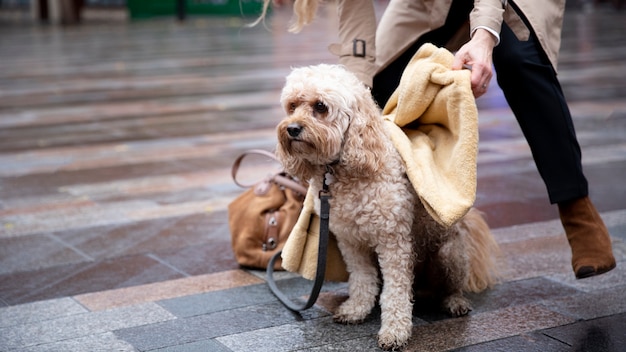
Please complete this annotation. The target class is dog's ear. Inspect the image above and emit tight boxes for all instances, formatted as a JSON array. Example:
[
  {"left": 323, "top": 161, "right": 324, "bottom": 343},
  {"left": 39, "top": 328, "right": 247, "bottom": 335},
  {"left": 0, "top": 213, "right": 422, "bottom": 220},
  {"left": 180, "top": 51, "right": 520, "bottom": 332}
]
[{"left": 341, "top": 93, "right": 387, "bottom": 175}]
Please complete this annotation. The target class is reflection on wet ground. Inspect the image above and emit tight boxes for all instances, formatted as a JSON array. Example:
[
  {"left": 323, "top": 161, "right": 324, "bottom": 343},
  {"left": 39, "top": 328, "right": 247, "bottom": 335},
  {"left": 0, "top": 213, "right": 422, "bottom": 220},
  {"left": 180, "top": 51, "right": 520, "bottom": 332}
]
[{"left": 0, "top": 2, "right": 625, "bottom": 351}]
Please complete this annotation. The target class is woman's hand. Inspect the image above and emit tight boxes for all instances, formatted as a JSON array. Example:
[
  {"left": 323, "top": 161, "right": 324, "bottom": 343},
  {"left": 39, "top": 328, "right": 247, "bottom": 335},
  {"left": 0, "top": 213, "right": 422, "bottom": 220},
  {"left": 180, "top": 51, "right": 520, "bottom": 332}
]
[{"left": 451, "top": 28, "right": 497, "bottom": 98}]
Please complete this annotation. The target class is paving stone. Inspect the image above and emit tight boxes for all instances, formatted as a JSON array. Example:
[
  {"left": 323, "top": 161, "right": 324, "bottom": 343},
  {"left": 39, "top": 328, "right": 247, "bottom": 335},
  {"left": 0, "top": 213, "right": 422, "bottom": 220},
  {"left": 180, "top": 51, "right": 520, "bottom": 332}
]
[
  {"left": 0, "top": 254, "right": 185, "bottom": 305},
  {"left": 450, "top": 331, "right": 570, "bottom": 352},
  {"left": 0, "top": 261, "right": 92, "bottom": 306},
  {"left": 403, "top": 304, "right": 576, "bottom": 352},
  {"left": 152, "top": 339, "right": 232, "bottom": 352},
  {"left": 541, "top": 313, "right": 626, "bottom": 352},
  {"left": 53, "top": 213, "right": 219, "bottom": 261},
  {"left": 158, "top": 278, "right": 344, "bottom": 318},
  {"left": 0, "top": 302, "right": 175, "bottom": 350},
  {"left": 609, "top": 223, "right": 626, "bottom": 242},
  {"left": 540, "top": 286, "right": 626, "bottom": 320},
  {"left": 435, "top": 277, "right": 580, "bottom": 318},
  {"left": 114, "top": 302, "right": 327, "bottom": 351},
  {"left": 216, "top": 315, "right": 382, "bottom": 352},
  {"left": 75, "top": 270, "right": 262, "bottom": 311},
  {"left": 312, "top": 288, "right": 350, "bottom": 314},
  {"left": 490, "top": 218, "right": 565, "bottom": 244},
  {"left": 546, "top": 262, "right": 626, "bottom": 293},
  {"left": 150, "top": 239, "right": 239, "bottom": 277},
  {"left": 298, "top": 336, "right": 382, "bottom": 352},
  {"left": 0, "top": 234, "right": 91, "bottom": 275},
  {"left": 0, "top": 297, "right": 87, "bottom": 328},
  {"left": 496, "top": 234, "right": 573, "bottom": 281},
  {"left": 11, "top": 332, "right": 137, "bottom": 352},
  {"left": 0, "top": 3, "right": 626, "bottom": 352}
]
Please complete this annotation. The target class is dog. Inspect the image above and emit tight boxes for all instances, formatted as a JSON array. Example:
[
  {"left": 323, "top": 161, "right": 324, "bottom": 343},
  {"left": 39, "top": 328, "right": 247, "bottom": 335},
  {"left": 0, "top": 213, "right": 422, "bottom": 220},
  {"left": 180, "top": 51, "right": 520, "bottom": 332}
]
[{"left": 275, "top": 64, "right": 500, "bottom": 351}]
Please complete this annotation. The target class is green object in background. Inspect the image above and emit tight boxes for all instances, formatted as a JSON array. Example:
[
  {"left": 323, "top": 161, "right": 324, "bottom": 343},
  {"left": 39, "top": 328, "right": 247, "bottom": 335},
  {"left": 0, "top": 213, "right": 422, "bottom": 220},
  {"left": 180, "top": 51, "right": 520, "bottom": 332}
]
[{"left": 127, "top": 0, "right": 267, "bottom": 19}]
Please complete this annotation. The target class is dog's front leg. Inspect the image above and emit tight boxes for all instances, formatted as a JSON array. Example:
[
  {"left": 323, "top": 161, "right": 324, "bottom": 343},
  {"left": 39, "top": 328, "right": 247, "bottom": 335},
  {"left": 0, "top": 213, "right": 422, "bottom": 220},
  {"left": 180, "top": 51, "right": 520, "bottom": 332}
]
[
  {"left": 333, "top": 241, "right": 379, "bottom": 324},
  {"left": 376, "top": 241, "right": 415, "bottom": 351}
]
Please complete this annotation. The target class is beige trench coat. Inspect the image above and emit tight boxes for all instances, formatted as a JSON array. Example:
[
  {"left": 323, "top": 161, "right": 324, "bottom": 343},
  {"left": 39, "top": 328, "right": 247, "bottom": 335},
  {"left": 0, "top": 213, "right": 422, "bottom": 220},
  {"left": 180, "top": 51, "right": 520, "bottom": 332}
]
[{"left": 331, "top": 0, "right": 566, "bottom": 87}]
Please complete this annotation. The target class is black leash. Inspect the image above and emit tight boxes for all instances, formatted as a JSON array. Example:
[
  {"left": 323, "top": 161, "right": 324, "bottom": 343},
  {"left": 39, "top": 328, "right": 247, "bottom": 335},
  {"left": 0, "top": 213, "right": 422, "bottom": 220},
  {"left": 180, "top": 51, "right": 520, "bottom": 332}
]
[{"left": 266, "top": 170, "right": 333, "bottom": 312}]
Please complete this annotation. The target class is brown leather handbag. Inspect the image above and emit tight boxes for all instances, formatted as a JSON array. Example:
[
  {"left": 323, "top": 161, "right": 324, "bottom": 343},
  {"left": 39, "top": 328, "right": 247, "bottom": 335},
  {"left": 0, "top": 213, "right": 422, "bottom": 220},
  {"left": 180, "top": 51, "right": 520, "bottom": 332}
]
[{"left": 228, "top": 149, "right": 307, "bottom": 270}]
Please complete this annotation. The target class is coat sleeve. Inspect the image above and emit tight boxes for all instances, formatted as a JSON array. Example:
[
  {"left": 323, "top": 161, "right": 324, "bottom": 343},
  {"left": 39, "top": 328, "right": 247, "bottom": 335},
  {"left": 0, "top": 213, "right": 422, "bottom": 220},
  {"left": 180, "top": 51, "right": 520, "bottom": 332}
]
[
  {"left": 470, "top": 0, "right": 506, "bottom": 35},
  {"left": 328, "top": 0, "right": 377, "bottom": 87}
]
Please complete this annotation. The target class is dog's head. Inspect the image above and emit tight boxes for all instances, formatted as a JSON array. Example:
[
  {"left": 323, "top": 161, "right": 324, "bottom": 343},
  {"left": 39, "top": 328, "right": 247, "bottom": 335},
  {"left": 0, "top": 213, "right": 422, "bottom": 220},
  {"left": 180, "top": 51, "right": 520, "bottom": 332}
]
[{"left": 276, "top": 64, "right": 384, "bottom": 181}]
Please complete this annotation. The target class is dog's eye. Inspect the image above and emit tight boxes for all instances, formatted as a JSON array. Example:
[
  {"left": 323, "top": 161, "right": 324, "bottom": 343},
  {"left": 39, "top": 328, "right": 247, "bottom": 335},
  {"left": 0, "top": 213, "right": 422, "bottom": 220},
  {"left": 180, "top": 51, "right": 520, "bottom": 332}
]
[
  {"left": 288, "top": 102, "right": 296, "bottom": 112},
  {"left": 313, "top": 101, "right": 328, "bottom": 114}
]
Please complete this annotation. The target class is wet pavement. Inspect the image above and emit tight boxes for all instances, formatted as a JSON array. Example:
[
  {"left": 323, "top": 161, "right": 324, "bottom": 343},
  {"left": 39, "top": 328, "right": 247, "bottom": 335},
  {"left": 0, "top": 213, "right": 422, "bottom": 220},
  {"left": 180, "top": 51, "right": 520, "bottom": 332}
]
[{"left": 1, "top": 1, "right": 626, "bottom": 351}]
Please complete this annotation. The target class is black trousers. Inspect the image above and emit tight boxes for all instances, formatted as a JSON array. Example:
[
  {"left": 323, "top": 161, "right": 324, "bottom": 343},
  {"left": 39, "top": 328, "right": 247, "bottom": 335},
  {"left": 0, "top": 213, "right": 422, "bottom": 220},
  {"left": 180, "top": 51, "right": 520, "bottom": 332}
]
[{"left": 372, "top": 2, "right": 588, "bottom": 204}]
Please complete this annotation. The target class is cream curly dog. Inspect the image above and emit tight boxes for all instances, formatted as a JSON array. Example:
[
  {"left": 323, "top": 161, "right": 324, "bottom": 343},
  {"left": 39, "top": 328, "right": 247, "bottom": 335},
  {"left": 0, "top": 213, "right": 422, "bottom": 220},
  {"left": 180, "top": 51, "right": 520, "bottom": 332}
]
[{"left": 276, "top": 64, "right": 499, "bottom": 351}]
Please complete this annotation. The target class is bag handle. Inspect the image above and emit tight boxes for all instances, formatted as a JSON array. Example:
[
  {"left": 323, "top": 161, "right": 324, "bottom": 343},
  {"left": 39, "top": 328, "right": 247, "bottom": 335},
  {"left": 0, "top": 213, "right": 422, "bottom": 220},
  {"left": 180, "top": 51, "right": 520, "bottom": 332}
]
[
  {"left": 266, "top": 186, "right": 331, "bottom": 312},
  {"left": 231, "top": 149, "right": 307, "bottom": 195}
]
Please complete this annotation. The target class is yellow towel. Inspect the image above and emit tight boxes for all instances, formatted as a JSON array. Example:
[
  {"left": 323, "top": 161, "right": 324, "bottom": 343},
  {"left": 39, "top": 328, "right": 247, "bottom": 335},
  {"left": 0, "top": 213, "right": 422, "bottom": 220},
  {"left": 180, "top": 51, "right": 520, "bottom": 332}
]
[
  {"left": 383, "top": 43, "right": 478, "bottom": 227},
  {"left": 281, "top": 186, "right": 349, "bottom": 281},
  {"left": 281, "top": 43, "right": 478, "bottom": 280}
]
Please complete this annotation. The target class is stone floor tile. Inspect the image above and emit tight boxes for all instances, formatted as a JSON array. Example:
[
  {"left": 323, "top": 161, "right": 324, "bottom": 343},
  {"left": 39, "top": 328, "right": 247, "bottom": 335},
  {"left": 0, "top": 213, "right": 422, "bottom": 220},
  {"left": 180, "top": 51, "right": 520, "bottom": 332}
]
[
  {"left": 114, "top": 302, "right": 327, "bottom": 351},
  {"left": 546, "top": 262, "right": 626, "bottom": 293},
  {"left": 245, "top": 268, "right": 301, "bottom": 281},
  {"left": 216, "top": 316, "right": 381, "bottom": 352},
  {"left": 158, "top": 279, "right": 292, "bottom": 318},
  {"left": 12, "top": 332, "right": 137, "bottom": 352},
  {"left": 0, "top": 297, "right": 87, "bottom": 329},
  {"left": 0, "top": 254, "right": 185, "bottom": 305},
  {"left": 312, "top": 288, "right": 350, "bottom": 314},
  {"left": 496, "top": 234, "right": 573, "bottom": 281},
  {"left": 0, "top": 261, "right": 90, "bottom": 306},
  {"left": 298, "top": 336, "right": 382, "bottom": 352},
  {"left": 541, "top": 313, "right": 626, "bottom": 352},
  {"left": 490, "top": 218, "right": 565, "bottom": 244},
  {"left": 0, "top": 234, "right": 91, "bottom": 275},
  {"left": 0, "top": 3, "right": 625, "bottom": 352},
  {"left": 476, "top": 198, "right": 556, "bottom": 229},
  {"left": 541, "top": 286, "right": 626, "bottom": 321},
  {"left": 159, "top": 278, "right": 346, "bottom": 318},
  {"left": 152, "top": 339, "right": 232, "bottom": 352},
  {"left": 610, "top": 223, "right": 626, "bottom": 242},
  {"left": 151, "top": 239, "right": 239, "bottom": 277},
  {"left": 456, "top": 277, "right": 581, "bottom": 316},
  {"left": 450, "top": 331, "right": 570, "bottom": 352},
  {"left": 53, "top": 213, "right": 218, "bottom": 261},
  {"left": 2, "top": 196, "right": 232, "bottom": 238},
  {"left": 0, "top": 302, "right": 175, "bottom": 350},
  {"left": 75, "top": 269, "right": 263, "bottom": 311},
  {"left": 475, "top": 171, "right": 554, "bottom": 229},
  {"left": 403, "top": 304, "right": 576, "bottom": 352}
]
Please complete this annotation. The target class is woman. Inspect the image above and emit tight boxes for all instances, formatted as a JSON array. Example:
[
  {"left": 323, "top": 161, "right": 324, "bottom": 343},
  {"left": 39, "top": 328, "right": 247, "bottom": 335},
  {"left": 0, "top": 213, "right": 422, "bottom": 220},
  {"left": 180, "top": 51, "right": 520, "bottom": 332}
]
[{"left": 259, "top": 0, "right": 616, "bottom": 279}]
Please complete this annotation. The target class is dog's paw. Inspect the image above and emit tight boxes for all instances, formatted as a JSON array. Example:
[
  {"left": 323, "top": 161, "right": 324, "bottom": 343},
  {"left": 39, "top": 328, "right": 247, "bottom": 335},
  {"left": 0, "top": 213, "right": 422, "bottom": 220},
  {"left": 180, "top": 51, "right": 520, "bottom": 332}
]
[
  {"left": 442, "top": 294, "right": 472, "bottom": 317},
  {"left": 377, "top": 324, "right": 411, "bottom": 351},
  {"left": 333, "top": 312, "right": 365, "bottom": 325},
  {"left": 332, "top": 299, "right": 371, "bottom": 324}
]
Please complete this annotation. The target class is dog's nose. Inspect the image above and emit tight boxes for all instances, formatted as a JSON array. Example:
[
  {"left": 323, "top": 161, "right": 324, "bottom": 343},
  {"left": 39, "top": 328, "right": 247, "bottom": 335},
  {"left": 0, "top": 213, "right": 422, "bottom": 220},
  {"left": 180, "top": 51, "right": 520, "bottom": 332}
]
[{"left": 286, "top": 123, "right": 302, "bottom": 138}]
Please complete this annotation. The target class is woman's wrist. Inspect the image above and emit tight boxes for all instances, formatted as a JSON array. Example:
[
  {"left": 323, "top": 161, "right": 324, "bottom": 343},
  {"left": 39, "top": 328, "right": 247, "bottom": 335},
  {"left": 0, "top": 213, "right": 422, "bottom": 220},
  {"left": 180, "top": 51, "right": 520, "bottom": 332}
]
[{"left": 471, "top": 27, "right": 499, "bottom": 47}]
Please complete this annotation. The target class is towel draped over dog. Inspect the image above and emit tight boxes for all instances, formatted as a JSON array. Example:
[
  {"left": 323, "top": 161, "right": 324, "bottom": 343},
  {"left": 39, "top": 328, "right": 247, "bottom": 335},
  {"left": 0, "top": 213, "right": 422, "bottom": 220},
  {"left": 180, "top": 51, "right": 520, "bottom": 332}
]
[
  {"left": 281, "top": 43, "right": 479, "bottom": 281},
  {"left": 383, "top": 43, "right": 478, "bottom": 227}
]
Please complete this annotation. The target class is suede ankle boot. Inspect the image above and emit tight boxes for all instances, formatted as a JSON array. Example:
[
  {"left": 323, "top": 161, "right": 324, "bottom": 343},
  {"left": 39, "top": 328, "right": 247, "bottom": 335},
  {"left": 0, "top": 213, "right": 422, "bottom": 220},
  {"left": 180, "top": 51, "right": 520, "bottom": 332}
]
[{"left": 558, "top": 196, "right": 616, "bottom": 279}]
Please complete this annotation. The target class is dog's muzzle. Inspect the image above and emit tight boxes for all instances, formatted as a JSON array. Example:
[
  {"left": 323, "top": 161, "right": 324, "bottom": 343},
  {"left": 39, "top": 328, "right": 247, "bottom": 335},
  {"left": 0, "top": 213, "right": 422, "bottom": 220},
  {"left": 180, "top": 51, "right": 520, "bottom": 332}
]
[{"left": 286, "top": 123, "right": 303, "bottom": 138}]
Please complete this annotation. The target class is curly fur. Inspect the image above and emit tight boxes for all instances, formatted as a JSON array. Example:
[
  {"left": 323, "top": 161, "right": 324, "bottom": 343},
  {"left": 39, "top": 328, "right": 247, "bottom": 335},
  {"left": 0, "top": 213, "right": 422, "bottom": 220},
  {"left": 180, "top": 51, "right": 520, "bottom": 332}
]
[{"left": 276, "top": 64, "right": 500, "bottom": 351}]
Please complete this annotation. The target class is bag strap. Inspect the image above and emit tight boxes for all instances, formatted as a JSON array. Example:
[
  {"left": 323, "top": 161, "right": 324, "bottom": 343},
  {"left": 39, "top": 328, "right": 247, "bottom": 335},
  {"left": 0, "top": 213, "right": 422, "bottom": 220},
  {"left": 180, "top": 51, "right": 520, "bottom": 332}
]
[
  {"left": 266, "top": 175, "right": 332, "bottom": 312},
  {"left": 231, "top": 149, "right": 307, "bottom": 195}
]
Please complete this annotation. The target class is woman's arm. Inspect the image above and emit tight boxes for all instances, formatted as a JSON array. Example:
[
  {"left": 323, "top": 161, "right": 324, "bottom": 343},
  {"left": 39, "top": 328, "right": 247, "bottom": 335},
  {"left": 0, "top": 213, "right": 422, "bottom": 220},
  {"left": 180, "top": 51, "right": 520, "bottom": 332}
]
[
  {"left": 329, "top": 0, "right": 377, "bottom": 87},
  {"left": 452, "top": 0, "right": 506, "bottom": 97}
]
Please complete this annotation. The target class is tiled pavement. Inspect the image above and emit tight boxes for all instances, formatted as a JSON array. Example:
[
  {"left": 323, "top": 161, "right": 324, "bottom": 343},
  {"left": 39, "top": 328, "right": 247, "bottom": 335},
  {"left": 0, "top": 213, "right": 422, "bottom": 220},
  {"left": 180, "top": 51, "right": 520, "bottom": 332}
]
[{"left": 1, "top": 2, "right": 626, "bottom": 351}]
